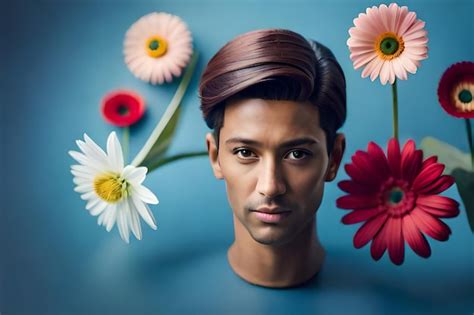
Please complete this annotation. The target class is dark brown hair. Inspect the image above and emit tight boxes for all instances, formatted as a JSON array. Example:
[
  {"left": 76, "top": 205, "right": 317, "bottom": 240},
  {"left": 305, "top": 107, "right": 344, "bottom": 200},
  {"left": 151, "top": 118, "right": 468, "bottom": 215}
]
[{"left": 198, "top": 29, "right": 346, "bottom": 155}]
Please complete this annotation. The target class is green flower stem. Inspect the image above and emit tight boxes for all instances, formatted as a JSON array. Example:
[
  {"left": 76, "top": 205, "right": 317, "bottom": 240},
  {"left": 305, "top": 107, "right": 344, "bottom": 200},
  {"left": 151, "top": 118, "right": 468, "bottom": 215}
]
[
  {"left": 131, "top": 51, "right": 199, "bottom": 167},
  {"left": 392, "top": 79, "right": 399, "bottom": 141},
  {"left": 466, "top": 118, "right": 474, "bottom": 169},
  {"left": 147, "top": 151, "right": 208, "bottom": 172},
  {"left": 123, "top": 126, "right": 130, "bottom": 164}
]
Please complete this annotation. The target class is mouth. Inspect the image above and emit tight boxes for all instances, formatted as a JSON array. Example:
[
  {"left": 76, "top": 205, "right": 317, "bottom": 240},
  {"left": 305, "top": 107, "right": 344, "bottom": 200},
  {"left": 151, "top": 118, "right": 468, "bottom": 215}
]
[
  {"left": 253, "top": 207, "right": 289, "bottom": 214},
  {"left": 250, "top": 208, "right": 292, "bottom": 223}
]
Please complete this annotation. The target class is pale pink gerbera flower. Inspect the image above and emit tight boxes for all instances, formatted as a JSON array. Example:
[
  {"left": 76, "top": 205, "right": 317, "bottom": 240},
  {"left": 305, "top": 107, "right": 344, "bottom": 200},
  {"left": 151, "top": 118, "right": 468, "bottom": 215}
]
[
  {"left": 347, "top": 3, "right": 428, "bottom": 85},
  {"left": 123, "top": 12, "right": 193, "bottom": 85}
]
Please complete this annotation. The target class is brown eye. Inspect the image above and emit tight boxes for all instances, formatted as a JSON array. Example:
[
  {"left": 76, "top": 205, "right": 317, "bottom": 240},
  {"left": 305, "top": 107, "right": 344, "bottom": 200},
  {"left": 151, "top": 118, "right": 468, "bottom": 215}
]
[
  {"left": 235, "top": 149, "right": 256, "bottom": 159},
  {"left": 286, "top": 150, "right": 309, "bottom": 160}
]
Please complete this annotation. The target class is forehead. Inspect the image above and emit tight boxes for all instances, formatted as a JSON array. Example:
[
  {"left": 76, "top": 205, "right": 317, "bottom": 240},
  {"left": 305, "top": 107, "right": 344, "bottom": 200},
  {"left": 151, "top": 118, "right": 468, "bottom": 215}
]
[{"left": 221, "top": 98, "right": 324, "bottom": 142}]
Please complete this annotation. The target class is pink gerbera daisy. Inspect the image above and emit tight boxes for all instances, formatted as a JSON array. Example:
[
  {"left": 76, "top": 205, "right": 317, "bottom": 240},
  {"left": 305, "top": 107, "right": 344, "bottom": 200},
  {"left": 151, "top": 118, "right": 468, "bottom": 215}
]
[
  {"left": 123, "top": 12, "right": 193, "bottom": 85},
  {"left": 347, "top": 3, "right": 428, "bottom": 85},
  {"left": 336, "top": 138, "right": 460, "bottom": 265}
]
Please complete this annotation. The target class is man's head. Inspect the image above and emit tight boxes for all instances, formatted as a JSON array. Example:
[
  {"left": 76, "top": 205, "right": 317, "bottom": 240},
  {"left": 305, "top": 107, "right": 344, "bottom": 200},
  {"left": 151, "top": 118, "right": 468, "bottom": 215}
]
[{"left": 198, "top": 29, "right": 346, "bottom": 246}]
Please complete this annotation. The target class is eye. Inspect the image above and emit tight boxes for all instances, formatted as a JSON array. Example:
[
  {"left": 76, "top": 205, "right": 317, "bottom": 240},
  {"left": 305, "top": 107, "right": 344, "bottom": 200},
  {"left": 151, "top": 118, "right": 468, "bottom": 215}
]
[
  {"left": 234, "top": 148, "right": 257, "bottom": 159},
  {"left": 286, "top": 150, "right": 310, "bottom": 160}
]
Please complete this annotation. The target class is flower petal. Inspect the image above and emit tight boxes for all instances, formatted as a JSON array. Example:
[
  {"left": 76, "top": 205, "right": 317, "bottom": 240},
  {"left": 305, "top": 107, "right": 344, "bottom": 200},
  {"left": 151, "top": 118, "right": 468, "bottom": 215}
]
[
  {"left": 336, "top": 194, "right": 379, "bottom": 210},
  {"left": 380, "top": 61, "right": 391, "bottom": 85},
  {"left": 370, "top": 222, "right": 388, "bottom": 260},
  {"left": 117, "top": 202, "right": 130, "bottom": 243},
  {"left": 71, "top": 164, "right": 95, "bottom": 176},
  {"left": 403, "top": 20, "right": 426, "bottom": 38},
  {"left": 421, "top": 156, "right": 438, "bottom": 170},
  {"left": 124, "top": 166, "right": 148, "bottom": 185},
  {"left": 392, "top": 57, "right": 408, "bottom": 81},
  {"left": 399, "top": 55, "right": 418, "bottom": 74},
  {"left": 416, "top": 195, "right": 460, "bottom": 211},
  {"left": 370, "top": 58, "right": 384, "bottom": 81},
  {"left": 367, "top": 141, "right": 391, "bottom": 179},
  {"left": 86, "top": 197, "right": 101, "bottom": 210},
  {"left": 76, "top": 139, "right": 110, "bottom": 170},
  {"left": 74, "top": 183, "right": 94, "bottom": 194},
  {"left": 361, "top": 56, "right": 381, "bottom": 80},
  {"left": 90, "top": 201, "right": 108, "bottom": 216},
  {"left": 98, "top": 211, "right": 107, "bottom": 226},
  {"left": 344, "top": 163, "right": 380, "bottom": 187},
  {"left": 351, "top": 150, "right": 386, "bottom": 185},
  {"left": 387, "top": 138, "right": 401, "bottom": 178},
  {"left": 133, "top": 185, "right": 159, "bottom": 205},
  {"left": 337, "top": 180, "right": 378, "bottom": 195},
  {"left": 353, "top": 213, "right": 388, "bottom": 248},
  {"left": 386, "top": 217, "right": 405, "bottom": 265},
  {"left": 416, "top": 174, "right": 454, "bottom": 195},
  {"left": 106, "top": 204, "right": 118, "bottom": 232},
  {"left": 379, "top": 4, "right": 392, "bottom": 32},
  {"left": 131, "top": 195, "right": 158, "bottom": 230},
  {"left": 341, "top": 207, "right": 386, "bottom": 224},
  {"left": 398, "top": 11, "right": 417, "bottom": 36},
  {"left": 73, "top": 176, "right": 90, "bottom": 186},
  {"left": 400, "top": 140, "right": 423, "bottom": 183},
  {"left": 353, "top": 51, "right": 378, "bottom": 69},
  {"left": 107, "top": 132, "right": 124, "bottom": 172},
  {"left": 410, "top": 207, "right": 451, "bottom": 241},
  {"left": 417, "top": 203, "right": 460, "bottom": 218},
  {"left": 80, "top": 191, "right": 96, "bottom": 201},
  {"left": 402, "top": 213, "right": 431, "bottom": 258},
  {"left": 69, "top": 151, "right": 104, "bottom": 173},
  {"left": 128, "top": 198, "right": 143, "bottom": 240},
  {"left": 412, "top": 162, "right": 445, "bottom": 192},
  {"left": 84, "top": 133, "right": 108, "bottom": 158}
]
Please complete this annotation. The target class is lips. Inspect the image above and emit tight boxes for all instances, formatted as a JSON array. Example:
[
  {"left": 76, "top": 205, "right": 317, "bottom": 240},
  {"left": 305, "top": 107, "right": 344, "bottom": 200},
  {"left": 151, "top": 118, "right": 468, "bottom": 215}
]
[
  {"left": 250, "top": 207, "right": 292, "bottom": 224},
  {"left": 253, "top": 207, "right": 290, "bottom": 214},
  {"left": 252, "top": 209, "right": 291, "bottom": 223}
]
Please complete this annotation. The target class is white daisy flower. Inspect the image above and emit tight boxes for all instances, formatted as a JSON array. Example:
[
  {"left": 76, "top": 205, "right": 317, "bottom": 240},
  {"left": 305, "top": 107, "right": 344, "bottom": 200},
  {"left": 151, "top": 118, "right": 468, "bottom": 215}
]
[
  {"left": 123, "top": 12, "right": 193, "bottom": 85},
  {"left": 69, "top": 131, "right": 159, "bottom": 243}
]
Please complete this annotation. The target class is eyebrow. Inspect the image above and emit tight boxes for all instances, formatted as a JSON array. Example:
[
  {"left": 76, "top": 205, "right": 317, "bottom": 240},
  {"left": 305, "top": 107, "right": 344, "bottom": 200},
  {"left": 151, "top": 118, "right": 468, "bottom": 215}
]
[{"left": 225, "top": 137, "right": 319, "bottom": 148}]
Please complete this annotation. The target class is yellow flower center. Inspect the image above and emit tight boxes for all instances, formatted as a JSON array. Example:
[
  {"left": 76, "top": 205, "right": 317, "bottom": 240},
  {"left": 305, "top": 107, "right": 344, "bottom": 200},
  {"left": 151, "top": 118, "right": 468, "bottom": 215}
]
[
  {"left": 146, "top": 36, "right": 168, "bottom": 58},
  {"left": 374, "top": 32, "right": 405, "bottom": 60},
  {"left": 93, "top": 173, "right": 128, "bottom": 203},
  {"left": 452, "top": 82, "right": 473, "bottom": 113}
]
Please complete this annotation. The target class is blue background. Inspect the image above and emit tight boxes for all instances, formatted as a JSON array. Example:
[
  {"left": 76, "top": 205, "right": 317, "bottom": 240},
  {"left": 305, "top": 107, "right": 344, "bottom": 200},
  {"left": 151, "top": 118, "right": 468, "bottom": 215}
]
[{"left": 1, "top": 0, "right": 473, "bottom": 314}]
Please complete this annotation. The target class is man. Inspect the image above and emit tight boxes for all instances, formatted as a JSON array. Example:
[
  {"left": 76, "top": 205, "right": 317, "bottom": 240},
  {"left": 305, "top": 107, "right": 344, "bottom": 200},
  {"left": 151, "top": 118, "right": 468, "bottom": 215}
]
[{"left": 198, "top": 29, "right": 346, "bottom": 288}]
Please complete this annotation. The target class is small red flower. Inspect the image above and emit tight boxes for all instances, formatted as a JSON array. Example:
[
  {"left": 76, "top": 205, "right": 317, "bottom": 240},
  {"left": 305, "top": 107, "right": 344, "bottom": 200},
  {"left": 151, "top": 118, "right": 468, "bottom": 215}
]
[
  {"left": 336, "top": 138, "right": 460, "bottom": 265},
  {"left": 438, "top": 61, "right": 474, "bottom": 118},
  {"left": 101, "top": 90, "right": 145, "bottom": 127}
]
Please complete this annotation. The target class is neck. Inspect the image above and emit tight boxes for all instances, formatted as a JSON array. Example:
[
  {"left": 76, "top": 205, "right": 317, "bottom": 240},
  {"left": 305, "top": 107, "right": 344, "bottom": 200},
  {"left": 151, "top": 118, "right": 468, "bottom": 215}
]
[{"left": 227, "top": 214, "right": 325, "bottom": 288}]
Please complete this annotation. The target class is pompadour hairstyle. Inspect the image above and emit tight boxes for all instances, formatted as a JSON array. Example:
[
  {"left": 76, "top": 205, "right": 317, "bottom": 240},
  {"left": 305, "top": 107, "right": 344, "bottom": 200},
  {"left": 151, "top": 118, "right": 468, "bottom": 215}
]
[{"left": 198, "top": 29, "right": 346, "bottom": 155}]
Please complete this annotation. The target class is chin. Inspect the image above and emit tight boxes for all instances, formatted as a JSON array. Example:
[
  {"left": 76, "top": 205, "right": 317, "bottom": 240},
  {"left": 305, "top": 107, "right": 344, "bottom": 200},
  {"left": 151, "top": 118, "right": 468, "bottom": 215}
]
[{"left": 248, "top": 225, "right": 296, "bottom": 246}]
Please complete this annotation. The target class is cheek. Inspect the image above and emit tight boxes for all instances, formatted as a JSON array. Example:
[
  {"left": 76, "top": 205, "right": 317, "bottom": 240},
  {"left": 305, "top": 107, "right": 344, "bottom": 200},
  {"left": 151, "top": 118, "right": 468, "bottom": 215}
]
[
  {"left": 220, "top": 157, "right": 254, "bottom": 211},
  {"left": 288, "top": 160, "right": 328, "bottom": 210}
]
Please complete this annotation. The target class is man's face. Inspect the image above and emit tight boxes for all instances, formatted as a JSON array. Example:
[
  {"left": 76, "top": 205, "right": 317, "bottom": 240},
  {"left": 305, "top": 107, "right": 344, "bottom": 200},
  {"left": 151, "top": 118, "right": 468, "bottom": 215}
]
[{"left": 207, "top": 98, "right": 343, "bottom": 246}]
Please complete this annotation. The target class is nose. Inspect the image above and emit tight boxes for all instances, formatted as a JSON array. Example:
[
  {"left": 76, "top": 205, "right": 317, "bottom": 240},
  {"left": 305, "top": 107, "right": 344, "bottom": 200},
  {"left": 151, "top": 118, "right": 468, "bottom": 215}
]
[{"left": 256, "top": 158, "right": 287, "bottom": 198}]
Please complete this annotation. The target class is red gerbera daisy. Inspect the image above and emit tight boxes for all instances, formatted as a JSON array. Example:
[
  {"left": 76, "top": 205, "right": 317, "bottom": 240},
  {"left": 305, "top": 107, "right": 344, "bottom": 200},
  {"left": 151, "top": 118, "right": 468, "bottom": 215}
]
[
  {"left": 438, "top": 61, "right": 474, "bottom": 118},
  {"left": 336, "top": 138, "right": 460, "bottom": 265},
  {"left": 101, "top": 90, "right": 145, "bottom": 127}
]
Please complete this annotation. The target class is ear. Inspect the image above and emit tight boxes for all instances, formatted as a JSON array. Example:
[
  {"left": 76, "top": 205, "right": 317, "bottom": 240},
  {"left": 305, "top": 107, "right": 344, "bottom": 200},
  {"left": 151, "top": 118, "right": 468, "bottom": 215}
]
[
  {"left": 206, "top": 132, "right": 224, "bottom": 180},
  {"left": 324, "top": 133, "right": 346, "bottom": 182}
]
